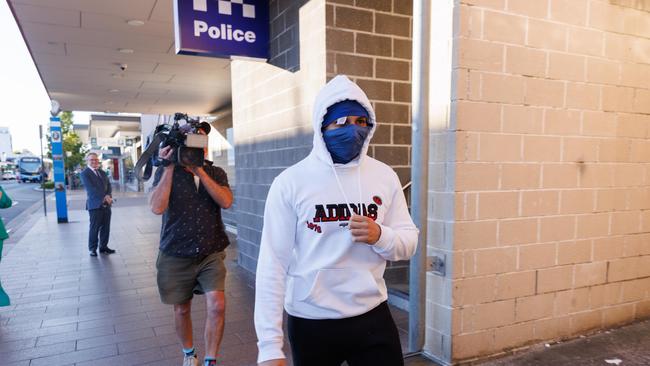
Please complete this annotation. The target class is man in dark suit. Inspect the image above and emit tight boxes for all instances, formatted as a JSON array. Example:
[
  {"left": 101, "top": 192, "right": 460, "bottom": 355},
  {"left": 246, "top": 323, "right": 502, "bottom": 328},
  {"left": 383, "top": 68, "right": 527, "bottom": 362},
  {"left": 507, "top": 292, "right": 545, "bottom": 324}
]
[{"left": 80, "top": 152, "right": 116, "bottom": 257}]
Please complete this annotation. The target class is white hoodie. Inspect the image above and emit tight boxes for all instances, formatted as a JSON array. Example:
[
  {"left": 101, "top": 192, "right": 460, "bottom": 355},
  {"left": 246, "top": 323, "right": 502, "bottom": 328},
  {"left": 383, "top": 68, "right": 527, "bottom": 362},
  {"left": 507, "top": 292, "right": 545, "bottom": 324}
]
[{"left": 254, "top": 75, "right": 419, "bottom": 363}]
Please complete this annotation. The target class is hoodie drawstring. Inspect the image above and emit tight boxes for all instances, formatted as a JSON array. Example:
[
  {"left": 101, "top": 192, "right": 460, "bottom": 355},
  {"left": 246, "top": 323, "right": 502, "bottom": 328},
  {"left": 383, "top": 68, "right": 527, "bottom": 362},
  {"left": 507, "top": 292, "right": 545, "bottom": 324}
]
[
  {"left": 357, "top": 167, "right": 363, "bottom": 212},
  {"left": 330, "top": 164, "right": 363, "bottom": 221}
]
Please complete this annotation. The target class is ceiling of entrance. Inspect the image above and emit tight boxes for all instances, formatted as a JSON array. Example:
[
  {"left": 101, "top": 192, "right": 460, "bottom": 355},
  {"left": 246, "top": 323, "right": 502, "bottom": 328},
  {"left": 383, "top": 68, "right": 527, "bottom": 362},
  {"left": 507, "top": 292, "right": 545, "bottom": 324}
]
[{"left": 8, "top": 0, "right": 232, "bottom": 115}]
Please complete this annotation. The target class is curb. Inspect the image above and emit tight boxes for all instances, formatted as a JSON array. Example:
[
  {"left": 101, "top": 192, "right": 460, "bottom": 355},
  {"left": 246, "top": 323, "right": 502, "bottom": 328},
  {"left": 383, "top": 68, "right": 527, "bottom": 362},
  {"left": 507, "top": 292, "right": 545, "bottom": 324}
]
[
  {"left": 32, "top": 187, "right": 55, "bottom": 192},
  {"left": 2, "top": 192, "right": 54, "bottom": 254}
]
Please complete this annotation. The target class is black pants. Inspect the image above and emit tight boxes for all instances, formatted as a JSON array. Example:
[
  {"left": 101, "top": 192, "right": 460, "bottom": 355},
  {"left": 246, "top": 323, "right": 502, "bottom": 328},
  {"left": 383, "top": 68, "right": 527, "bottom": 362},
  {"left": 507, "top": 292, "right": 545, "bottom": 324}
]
[
  {"left": 287, "top": 301, "right": 404, "bottom": 366},
  {"left": 88, "top": 207, "right": 111, "bottom": 251}
]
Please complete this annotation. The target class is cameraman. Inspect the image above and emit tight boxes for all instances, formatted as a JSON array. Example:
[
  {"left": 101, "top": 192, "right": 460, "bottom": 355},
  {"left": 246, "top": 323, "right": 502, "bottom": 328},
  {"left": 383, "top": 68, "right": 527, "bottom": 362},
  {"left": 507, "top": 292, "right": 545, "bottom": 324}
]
[{"left": 149, "top": 127, "right": 233, "bottom": 366}]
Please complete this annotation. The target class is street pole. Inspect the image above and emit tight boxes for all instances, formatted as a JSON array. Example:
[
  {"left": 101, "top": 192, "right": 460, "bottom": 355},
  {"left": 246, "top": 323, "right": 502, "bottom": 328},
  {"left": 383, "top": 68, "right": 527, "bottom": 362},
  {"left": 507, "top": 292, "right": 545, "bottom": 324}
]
[
  {"left": 39, "top": 125, "right": 46, "bottom": 216},
  {"left": 409, "top": 0, "right": 430, "bottom": 354}
]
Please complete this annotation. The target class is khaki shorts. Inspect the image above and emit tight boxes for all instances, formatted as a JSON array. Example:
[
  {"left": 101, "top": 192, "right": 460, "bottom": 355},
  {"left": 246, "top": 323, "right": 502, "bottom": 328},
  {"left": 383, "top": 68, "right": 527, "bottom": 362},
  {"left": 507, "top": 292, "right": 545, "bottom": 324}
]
[{"left": 156, "top": 250, "right": 227, "bottom": 305}]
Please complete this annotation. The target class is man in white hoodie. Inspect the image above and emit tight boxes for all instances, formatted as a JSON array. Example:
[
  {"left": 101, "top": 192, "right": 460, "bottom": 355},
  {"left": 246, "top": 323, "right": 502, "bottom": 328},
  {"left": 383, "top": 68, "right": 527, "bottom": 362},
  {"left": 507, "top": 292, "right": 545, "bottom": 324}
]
[{"left": 254, "top": 75, "right": 419, "bottom": 366}]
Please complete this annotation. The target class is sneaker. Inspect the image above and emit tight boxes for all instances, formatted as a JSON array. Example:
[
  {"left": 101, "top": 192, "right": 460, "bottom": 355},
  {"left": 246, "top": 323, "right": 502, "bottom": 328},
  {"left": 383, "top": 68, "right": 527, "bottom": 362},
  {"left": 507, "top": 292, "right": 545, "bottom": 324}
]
[
  {"left": 183, "top": 354, "right": 199, "bottom": 366},
  {"left": 99, "top": 247, "right": 116, "bottom": 254},
  {"left": 89, "top": 250, "right": 97, "bottom": 257}
]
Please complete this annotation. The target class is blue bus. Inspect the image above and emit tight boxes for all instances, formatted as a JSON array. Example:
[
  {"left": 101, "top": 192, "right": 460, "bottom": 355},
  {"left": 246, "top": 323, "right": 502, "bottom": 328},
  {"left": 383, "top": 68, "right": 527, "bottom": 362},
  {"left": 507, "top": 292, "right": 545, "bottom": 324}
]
[{"left": 17, "top": 156, "right": 43, "bottom": 183}]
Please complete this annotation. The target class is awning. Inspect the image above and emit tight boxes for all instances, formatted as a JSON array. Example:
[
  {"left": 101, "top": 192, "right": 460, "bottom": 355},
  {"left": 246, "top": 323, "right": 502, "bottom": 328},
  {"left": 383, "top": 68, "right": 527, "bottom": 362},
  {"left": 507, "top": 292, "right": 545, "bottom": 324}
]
[{"left": 8, "top": 0, "right": 232, "bottom": 115}]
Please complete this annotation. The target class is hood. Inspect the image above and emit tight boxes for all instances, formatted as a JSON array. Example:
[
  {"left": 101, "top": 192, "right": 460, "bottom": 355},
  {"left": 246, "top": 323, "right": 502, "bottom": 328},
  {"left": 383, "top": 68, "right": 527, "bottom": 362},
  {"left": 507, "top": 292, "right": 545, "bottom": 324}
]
[{"left": 311, "top": 75, "right": 377, "bottom": 167}]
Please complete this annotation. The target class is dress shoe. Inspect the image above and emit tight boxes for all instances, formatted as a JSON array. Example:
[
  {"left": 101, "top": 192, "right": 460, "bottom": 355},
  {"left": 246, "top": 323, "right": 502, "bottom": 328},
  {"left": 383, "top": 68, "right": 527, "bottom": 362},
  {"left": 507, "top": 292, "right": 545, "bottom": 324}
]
[
  {"left": 89, "top": 250, "right": 98, "bottom": 257},
  {"left": 99, "top": 247, "right": 116, "bottom": 254}
]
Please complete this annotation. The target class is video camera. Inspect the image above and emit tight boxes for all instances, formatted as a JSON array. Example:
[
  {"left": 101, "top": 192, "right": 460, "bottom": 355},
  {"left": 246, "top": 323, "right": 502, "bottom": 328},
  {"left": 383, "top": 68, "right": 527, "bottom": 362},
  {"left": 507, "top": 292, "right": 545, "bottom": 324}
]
[
  {"left": 134, "top": 113, "right": 211, "bottom": 182},
  {"left": 155, "top": 113, "right": 211, "bottom": 167}
]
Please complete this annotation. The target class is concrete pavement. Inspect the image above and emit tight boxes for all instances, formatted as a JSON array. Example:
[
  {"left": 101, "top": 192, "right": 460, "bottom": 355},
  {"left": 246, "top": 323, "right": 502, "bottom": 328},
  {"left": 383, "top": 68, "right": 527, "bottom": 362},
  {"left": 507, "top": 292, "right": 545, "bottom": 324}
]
[{"left": 0, "top": 193, "right": 265, "bottom": 365}]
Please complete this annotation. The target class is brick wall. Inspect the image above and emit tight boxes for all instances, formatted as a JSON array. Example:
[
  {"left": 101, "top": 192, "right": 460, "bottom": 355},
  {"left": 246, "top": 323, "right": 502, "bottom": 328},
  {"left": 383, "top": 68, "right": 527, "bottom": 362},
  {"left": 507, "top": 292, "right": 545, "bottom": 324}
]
[
  {"left": 325, "top": 0, "right": 413, "bottom": 184},
  {"left": 450, "top": 0, "right": 650, "bottom": 362},
  {"left": 233, "top": 0, "right": 416, "bottom": 276},
  {"left": 269, "top": 0, "right": 311, "bottom": 71},
  {"left": 231, "top": 0, "right": 326, "bottom": 273},
  {"left": 325, "top": 0, "right": 414, "bottom": 296}
]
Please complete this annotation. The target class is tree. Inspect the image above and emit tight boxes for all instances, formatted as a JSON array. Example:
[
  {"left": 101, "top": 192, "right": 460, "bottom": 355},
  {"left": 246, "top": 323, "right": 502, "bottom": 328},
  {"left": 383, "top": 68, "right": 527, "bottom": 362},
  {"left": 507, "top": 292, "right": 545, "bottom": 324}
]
[
  {"left": 63, "top": 132, "right": 85, "bottom": 172},
  {"left": 60, "top": 111, "right": 74, "bottom": 134},
  {"left": 47, "top": 111, "right": 87, "bottom": 173}
]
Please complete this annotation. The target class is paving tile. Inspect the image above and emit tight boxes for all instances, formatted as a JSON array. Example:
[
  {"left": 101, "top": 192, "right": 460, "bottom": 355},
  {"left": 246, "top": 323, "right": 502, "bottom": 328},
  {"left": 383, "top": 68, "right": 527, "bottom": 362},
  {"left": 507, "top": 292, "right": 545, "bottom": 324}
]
[
  {"left": 40, "top": 309, "right": 112, "bottom": 328},
  {"left": 76, "top": 347, "right": 165, "bottom": 366},
  {"left": 4, "top": 361, "right": 30, "bottom": 366},
  {"left": 0, "top": 341, "right": 76, "bottom": 364},
  {"left": 0, "top": 338, "right": 37, "bottom": 353},
  {"left": 36, "top": 325, "right": 116, "bottom": 346},
  {"left": 116, "top": 333, "right": 178, "bottom": 354},
  {"left": 76, "top": 328, "right": 155, "bottom": 350},
  {"left": 1, "top": 324, "right": 77, "bottom": 343},
  {"left": 29, "top": 344, "right": 118, "bottom": 366}
]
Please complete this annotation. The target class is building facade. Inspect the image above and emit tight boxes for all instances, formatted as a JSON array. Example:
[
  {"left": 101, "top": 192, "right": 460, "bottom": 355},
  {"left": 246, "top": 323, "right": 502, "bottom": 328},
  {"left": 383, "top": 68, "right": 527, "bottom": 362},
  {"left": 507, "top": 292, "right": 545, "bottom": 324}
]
[
  {"left": 0, "top": 127, "right": 13, "bottom": 160},
  {"left": 10, "top": 0, "right": 650, "bottom": 364},
  {"left": 230, "top": 0, "right": 650, "bottom": 364}
]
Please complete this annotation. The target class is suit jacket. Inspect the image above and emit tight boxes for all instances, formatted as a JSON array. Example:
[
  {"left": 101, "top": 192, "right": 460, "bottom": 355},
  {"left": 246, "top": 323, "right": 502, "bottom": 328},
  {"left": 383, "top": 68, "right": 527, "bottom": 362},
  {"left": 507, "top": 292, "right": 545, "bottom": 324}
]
[{"left": 80, "top": 167, "right": 112, "bottom": 210}]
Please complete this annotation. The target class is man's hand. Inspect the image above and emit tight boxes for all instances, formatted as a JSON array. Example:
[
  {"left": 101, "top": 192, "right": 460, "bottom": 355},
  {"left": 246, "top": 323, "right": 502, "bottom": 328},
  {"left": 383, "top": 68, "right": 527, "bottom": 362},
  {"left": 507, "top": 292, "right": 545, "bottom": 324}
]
[
  {"left": 259, "top": 359, "right": 286, "bottom": 366},
  {"left": 349, "top": 214, "right": 381, "bottom": 244},
  {"left": 103, "top": 195, "right": 113, "bottom": 206},
  {"left": 191, "top": 165, "right": 233, "bottom": 208},
  {"left": 189, "top": 165, "right": 204, "bottom": 176},
  {"left": 159, "top": 146, "right": 174, "bottom": 167}
]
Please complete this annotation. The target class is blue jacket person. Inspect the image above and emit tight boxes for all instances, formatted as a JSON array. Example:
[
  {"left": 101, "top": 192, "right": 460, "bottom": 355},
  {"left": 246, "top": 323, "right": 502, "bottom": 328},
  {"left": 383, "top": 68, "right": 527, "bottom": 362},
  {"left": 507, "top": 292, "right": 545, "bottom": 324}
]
[{"left": 80, "top": 152, "right": 116, "bottom": 256}]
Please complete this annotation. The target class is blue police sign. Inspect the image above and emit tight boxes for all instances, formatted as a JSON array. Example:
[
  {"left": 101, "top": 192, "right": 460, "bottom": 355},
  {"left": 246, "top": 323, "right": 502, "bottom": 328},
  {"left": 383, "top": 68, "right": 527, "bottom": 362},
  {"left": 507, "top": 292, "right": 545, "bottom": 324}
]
[{"left": 174, "top": 0, "right": 269, "bottom": 59}]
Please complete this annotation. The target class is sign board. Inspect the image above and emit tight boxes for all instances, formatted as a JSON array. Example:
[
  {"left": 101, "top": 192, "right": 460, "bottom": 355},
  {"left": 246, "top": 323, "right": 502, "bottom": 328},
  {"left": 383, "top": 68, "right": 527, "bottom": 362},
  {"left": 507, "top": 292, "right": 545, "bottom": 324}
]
[
  {"left": 51, "top": 130, "right": 62, "bottom": 143},
  {"left": 92, "top": 137, "right": 119, "bottom": 146},
  {"left": 103, "top": 146, "right": 122, "bottom": 159},
  {"left": 126, "top": 139, "right": 134, "bottom": 147},
  {"left": 173, "top": 0, "right": 269, "bottom": 59},
  {"left": 50, "top": 116, "right": 68, "bottom": 223}
]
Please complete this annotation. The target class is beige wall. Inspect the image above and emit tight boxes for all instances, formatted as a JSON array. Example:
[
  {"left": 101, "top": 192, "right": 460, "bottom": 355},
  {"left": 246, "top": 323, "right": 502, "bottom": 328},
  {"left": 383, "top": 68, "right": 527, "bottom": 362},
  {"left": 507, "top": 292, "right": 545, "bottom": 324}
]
[
  {"left": 232, "top": 0, "right": 650, "bottom": 362},
  {"left": 208, "top": 114, "right": 235, "bottom": 186},
  {"left": 449, "top": 0, "right": 650, "bottom": 362},
  {"left": 424, "top": 0, "right": 456, "bottom": 362}
]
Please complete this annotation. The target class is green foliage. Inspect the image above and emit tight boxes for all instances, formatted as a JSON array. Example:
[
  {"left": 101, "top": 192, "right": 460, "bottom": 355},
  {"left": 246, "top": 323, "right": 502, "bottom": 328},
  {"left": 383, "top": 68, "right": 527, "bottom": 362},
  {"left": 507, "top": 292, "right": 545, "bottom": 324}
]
[
  {"left": 41, "top": 181, "right": 54, "bottom": 189},
  {"left": 63, "top": 132, "right": 85, "bottom": 172},
  {"left": 46, "top": 111, "right": 87, "bottom": 173},
  {"left": 60, "top": 111, "right": 74, "bottom": 134}
]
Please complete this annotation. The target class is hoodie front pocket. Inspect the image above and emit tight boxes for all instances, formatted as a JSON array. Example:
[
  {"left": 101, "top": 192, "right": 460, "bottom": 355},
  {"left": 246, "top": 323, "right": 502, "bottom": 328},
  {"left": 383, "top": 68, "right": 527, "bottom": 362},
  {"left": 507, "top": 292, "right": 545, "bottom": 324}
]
[{"left": 300, "top": 268, "right": 381, "bottom": 307}]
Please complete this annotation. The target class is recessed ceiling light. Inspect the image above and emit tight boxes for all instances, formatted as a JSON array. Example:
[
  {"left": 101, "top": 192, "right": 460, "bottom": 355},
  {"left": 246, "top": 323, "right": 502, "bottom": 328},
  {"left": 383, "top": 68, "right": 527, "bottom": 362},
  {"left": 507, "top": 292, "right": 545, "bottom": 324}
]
[
  {"left": 118, "top": 48, "right": 134, "bottom": 54},
  {"left": 127, "top": 19, "right": 145, "bottom": 26},
  {"left": 109, "top": 89, "right": 120, "bottom": 93}
]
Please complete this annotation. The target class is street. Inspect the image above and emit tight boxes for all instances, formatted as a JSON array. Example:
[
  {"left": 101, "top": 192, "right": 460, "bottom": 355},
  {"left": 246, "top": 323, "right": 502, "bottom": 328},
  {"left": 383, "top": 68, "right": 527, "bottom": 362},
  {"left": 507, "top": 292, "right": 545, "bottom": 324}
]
[{"left": 0, "top": 179, "right": 47, "bottom": 232}]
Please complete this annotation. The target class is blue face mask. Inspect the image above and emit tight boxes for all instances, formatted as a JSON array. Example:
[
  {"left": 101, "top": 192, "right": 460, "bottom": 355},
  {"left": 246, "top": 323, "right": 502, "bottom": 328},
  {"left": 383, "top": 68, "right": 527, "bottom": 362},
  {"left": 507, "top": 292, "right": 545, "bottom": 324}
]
[{"left": 323, "top": 124, "right": 371, "bottom": 164}]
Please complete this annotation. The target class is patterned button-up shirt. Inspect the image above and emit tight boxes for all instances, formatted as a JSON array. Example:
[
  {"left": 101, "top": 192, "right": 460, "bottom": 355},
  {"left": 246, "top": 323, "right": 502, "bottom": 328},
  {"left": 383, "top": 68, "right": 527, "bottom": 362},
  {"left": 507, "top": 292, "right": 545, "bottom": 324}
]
[{"left": 152, "top": 161, "right": 230, "bottom": 258}]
